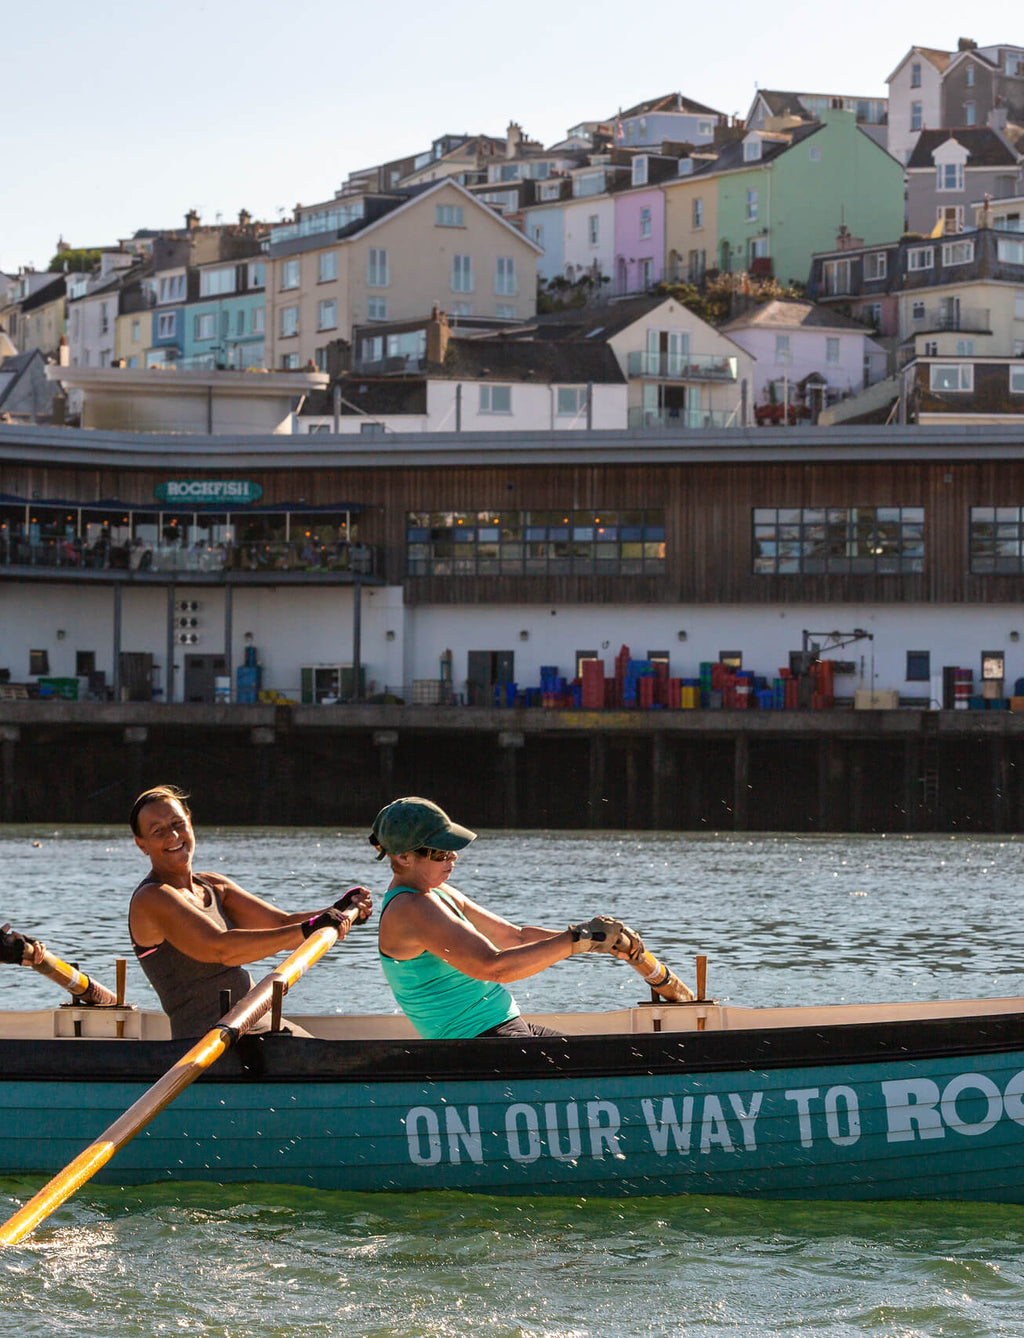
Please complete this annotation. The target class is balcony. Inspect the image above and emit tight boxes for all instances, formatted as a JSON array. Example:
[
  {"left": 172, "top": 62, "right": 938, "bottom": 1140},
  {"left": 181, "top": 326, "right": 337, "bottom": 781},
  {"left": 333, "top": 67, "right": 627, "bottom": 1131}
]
[
  {"left": 628, "top": 407, "right": 738, "bottom": 430},
  {"left": 0, "top": 537, "right": 379, "bottom": 581},
  {"left": 626, "top": 351, "right": 738, "bottom": 381},
  {"left": 905, "top": 305, "right": 991, "bottom": 336}
]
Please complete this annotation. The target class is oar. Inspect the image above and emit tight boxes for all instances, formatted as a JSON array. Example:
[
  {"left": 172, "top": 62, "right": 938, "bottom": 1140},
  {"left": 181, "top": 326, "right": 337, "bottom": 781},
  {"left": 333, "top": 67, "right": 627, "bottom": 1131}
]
[
  {"left": 1, "top": 924, "right": 118, "bottom": 1006},
  {"left": 0, "top": 908, "right": 358, "bottom": 1248},
  {"left": 616, "top": 928, "right": 697, "bottom": 1003}
]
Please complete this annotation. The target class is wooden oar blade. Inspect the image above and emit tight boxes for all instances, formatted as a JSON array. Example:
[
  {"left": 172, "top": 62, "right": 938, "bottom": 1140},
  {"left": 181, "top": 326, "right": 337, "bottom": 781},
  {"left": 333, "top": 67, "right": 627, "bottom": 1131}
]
[{"left": 0, "top": 918, "right": 349, "bottom": 1248}]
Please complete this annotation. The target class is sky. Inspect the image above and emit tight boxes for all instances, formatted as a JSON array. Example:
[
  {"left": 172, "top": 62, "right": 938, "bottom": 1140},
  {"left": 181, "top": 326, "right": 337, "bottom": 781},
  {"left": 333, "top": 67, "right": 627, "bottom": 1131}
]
[{"left": 0, "top": 0, "right": 1006, "bottom": 274}]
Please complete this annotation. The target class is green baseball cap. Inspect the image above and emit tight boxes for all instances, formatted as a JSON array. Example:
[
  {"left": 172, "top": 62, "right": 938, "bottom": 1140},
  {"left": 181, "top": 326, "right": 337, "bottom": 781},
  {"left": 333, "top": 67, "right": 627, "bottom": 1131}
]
[{"left": 370, "top": 796, "right": 477, "bottom": 859}]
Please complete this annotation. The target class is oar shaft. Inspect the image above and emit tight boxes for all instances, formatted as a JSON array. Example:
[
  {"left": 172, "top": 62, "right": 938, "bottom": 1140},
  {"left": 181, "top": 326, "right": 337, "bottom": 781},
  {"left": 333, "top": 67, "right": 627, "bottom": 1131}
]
[
  {"left": 30, "top": 950, "right": 118, "bottom": 1007},
  {"left": 616, "top": 930, "right": 696, "bottom": 1003},
  {"left": 0, "top": 915, "right": 351, "bottom": 1248}
]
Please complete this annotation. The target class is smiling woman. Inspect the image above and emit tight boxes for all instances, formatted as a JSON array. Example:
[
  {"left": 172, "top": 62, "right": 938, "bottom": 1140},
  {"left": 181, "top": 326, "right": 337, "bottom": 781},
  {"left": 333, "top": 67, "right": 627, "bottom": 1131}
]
[{"left": 128, "top": 784, "right": 372, "bottom": 1038}]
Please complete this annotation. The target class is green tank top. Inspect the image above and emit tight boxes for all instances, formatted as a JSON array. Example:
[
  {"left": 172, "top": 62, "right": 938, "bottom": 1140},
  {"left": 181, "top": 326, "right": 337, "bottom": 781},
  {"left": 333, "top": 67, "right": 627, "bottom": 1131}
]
[{"left": 378, "top": 884, "right": 520, "bottom": 1039}]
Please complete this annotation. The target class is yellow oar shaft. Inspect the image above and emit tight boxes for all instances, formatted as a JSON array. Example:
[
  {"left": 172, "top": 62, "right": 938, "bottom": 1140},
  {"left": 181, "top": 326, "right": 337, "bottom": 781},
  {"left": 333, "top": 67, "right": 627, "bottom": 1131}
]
[
  {"left": 31, "top": 950, "right": 118, "bottom": 1007},
  {"left": 0, "top": 916, "right": 350, "bottom": 1248},
  {"left": 616, "top": 930, "right": 696, "bottom": 1003}
]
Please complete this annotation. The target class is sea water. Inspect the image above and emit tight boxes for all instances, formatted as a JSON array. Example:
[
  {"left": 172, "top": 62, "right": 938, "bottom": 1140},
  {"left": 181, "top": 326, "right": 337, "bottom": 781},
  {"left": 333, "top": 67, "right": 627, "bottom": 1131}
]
[{"left": 3, "top": 827, "right": 1024, "bottom": 1336}]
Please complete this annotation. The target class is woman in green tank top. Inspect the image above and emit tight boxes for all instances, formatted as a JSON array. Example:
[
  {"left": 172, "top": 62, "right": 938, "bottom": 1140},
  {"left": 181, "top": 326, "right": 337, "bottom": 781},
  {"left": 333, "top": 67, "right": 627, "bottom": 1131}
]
[{"left": 373, "top": 797, "right": 634, "bottom": 1039}]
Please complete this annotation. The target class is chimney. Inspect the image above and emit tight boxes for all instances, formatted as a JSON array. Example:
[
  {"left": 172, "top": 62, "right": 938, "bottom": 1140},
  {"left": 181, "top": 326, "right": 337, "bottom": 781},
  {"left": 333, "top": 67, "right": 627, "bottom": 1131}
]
[
  {"left": 835, "top": 224, "right": 864, "bottom": 251},
  {"left": 506, "top": 122, "right": 522, "bottom": 158},
  {"left": 957, "top": 36, "right": 977, "bottom": 51},
  {"left": 185, "top": 209, "right": 200, "bottom": 232},
  {"left": 426, "top": 305, "right": 451, "bottom": 364},
  {"left": 58, "top": 335, "right": 69, "bottom": 367},
  {"left": 238, "top": 208, "right": 252, "bottom": 227},
  {"left": 989, "top": 107, "right": 1009, "bottom": 133}
]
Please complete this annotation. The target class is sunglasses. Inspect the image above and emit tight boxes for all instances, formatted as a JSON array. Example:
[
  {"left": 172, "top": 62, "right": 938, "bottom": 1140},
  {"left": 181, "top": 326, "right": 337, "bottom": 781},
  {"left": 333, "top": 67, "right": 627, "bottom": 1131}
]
[{"left": 414, "top": 846, "right": 457, "bottom": 862}]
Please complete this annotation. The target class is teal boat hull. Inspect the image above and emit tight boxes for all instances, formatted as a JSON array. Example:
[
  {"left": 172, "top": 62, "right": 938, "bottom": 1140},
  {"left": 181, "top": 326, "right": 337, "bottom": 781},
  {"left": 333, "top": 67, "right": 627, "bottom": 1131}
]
[{"left": 4, "top": 1013, "right": 1024, "bottom": 1200}]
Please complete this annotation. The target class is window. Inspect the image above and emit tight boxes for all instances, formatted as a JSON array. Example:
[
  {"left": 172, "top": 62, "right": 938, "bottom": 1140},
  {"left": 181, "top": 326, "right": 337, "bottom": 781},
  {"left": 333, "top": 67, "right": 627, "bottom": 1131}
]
[
  {"left": 281, "top": 258, "right": 300, "bottom": 290},
  {"left": 1006, "top": 53, "right": 1024, "bottom": 76},
  {"left": 745, "top": 188, "right": 758, "bottom": 221},
  {"left": 749, "top": 236, "right": 768, "bottom": 262},
  {"left": 367, "top": 297, "right": 387, "bottom": 321},
  {"left": 317, "top": 299, "right": 337, "bottom": 330},
  {"left": 99, "top": 303, "right": 109, "bottom": 333},
  {"left": 688, "top": 249, "right": 706, "bottom": 281},
  {"left": 588, "top": 214, "right": 599, "bottom": 245},
  {"left": 912, "top": 300, "right": 926, "bottom": 320},
  {"left": 194, "top": 313, "right": 216, "bottom": 340},
  {"left": 200, "top": 266, "right": 235, "bottom": 297},
  {"left": 998, "top": 239, "right": 1024, "bottom": 265},
  {"left": 479, "top": 384, "right": 511, "bottom": 413},
  {"left": 863, "top": 252, "right": 887, "bottom": 280},
  {"left": 157, "top": 312, "right": 176, "bottom": 339},
  {"left": 929, "top": 363, "right": 973, "bottom": 391},
  {"left": 743, "top": 138, "right": 761, "bottom": 161},
  {"left": 435, "top": 204, "right": 464, "bottom": 227},
  {"left": 131, "top": 319, "right": 140, "bottom": 341},
  {"left": 280, "top": 306, "right": 299, "bottom": 337},
  {"left": 822, "top": 258, "right": 852, "bottom": 295},
  {"left": 861, "top": 302, "right": 882, "bottom": 327},
  {"left": 692, "top": 197, "right": 703, "bottom": 228},
  {"left": 936, "top": 163, "right": 964, "bottom": 191},
  {"left": 809, "top": 145, "right": 821, "bottom": 162},
  {"left": 906, "top": 651, "right": 930, "bottom": 681},
  {"left": 318, "top": 251, "right": 338, "bottom": 283},
  {"left": 910, "top": 61, "right": 922, "bottom": 87},
  {"left": 775, "top": 334, "right": 791, "bottom": 364},
  {"left": 496, "top": 305, "right": 516, "bottom": 319},
  {"left": 1016, "top": 290, "right": 1024, "bottom": 319},
  {"left": 29, "top": 650, "right": 49, "bottom": 676},
  {"left": 557, "top": 387, "right": 587, "bottom": 416},
  {"left": 251, "top": 307, "right": 265, "bottom": 334},
  {"left": 235, "top": 309, "right": 245, "bottom": 336},
  {"left": 826, "top": 337, "right": 840, "bottom": 365},
  {"left": 908, "top": 247, "right": 934, "bottom": 271},
  {"left": 452, "top": 254, "right": 473, "bottom": 292},
  {"left": 532, "top": 224, "right": 543, "bottom": 244},
  {"left": 965, "top": 63, "right": 975, "bottom": 87},
  {"left": 248, "top": 261, "right": 266, "bottom": 290},
  {"left": 752, "top": 506, "right": 925, "bottom": 575},
  {"left": 405, "top": 508, "right": 666, "bottom": 577},
  {"left": 923, "top": 340, "right": 939, "bottom": 356},
  {"left": 631, "top": 156, "right": 648, "bottom": 186},
  {"left": 158, "top": 274, "right": 185, "bottom": 303},
  {"left": 964, "top": 101, "right": 976, "bottom": 126},
  {"left": 942, "top": 239, "right": 974, "bottom": 265},
  {"left": 367, "top": 248, "right": 389, "bottom": 287},
  {"left": 910, "top": 101, "right": 923, "bottom": 131},
  {"left": 1010, "top": 365, "right": 1024, "bottom": 394},
  {"left": 639, "top": 207, "right": 652, "bottom": 238},
  {"left": 639, "top": 258, "right": 654, "bottom": 288},
  {"left": 281, "top": 352, "right": 299, "bottom": 369},
  {"left": 495, "top": 257, "right": 516, "bottom": 295}
]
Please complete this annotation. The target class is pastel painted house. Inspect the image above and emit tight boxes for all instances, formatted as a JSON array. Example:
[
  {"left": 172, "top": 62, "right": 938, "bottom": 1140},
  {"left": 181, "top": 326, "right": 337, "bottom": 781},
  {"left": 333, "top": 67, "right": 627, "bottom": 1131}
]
[
  {"left": 720, "top": 299, "right": 885, "bottom": 420},
  {"left": 613, "top": 157, "right": 678, "bottom": 295}
]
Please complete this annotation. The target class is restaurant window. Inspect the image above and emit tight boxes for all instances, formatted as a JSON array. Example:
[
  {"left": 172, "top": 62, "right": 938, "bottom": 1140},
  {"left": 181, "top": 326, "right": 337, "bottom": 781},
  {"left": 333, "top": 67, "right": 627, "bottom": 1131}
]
[
  {"left": 969, "top": 507, "right": 1024, "bottom": 572},
  {"left": 906, "top": 650, "right": 930, "bottom": 681},
  {"left": 29, "top": 650, "right": 49, "bottom": 676},
  {"left": 752, "top": 506, "right": 925, "bottom": 575},
  {"left": 405, "top": 509, "right": 666, "bottom": 577}
]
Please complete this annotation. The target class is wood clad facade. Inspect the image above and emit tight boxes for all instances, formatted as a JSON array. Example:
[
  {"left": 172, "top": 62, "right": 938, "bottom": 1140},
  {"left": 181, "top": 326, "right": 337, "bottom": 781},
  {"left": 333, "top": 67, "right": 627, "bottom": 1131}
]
[{"left": 5, "top": 427, "right": 1024, "bottom": 605}]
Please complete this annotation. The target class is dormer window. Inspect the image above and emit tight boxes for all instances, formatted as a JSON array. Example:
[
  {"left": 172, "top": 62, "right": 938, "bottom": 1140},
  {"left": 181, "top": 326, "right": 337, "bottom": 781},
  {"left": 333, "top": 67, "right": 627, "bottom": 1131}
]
[
  {"left": 632, "top": 155, "right": 649, "bottom": 186},
  {"left": 743, "top": 136, "right": 762, "bottom": 162}
]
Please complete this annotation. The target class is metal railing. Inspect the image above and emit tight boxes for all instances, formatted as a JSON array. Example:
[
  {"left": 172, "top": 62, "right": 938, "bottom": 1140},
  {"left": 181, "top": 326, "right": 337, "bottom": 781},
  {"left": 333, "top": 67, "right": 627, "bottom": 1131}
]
[
  {"left": 0, "top": 537, "right": 378, "bottom": 577},
  {"left": 627, "top": 406, "right": 737, "bottom": 430},
  {"left": 626, "top": 351, "right": 737, "bottom": 381},
  {"left": 905, "top": 305, "right": 991, "bottom": 334}
]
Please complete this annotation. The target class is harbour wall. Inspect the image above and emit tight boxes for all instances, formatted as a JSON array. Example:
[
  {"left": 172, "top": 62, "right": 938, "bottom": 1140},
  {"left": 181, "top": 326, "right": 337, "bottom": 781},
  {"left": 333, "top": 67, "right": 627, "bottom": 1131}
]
[{"left": 1, "top": 702, "right": 1021, "bottom": 834}]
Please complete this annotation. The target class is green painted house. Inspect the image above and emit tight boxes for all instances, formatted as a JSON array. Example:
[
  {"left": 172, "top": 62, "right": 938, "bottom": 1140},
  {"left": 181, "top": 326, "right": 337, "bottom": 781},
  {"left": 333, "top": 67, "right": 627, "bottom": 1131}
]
[{"left": 704, "top": 109, "right": 904, "bottom": 290}]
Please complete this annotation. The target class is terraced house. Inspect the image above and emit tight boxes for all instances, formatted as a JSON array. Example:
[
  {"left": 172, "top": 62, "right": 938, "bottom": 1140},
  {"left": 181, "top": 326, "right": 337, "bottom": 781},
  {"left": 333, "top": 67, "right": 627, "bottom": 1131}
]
[{"left": 264, "top": 180, "right": 541, "bottom": 369}]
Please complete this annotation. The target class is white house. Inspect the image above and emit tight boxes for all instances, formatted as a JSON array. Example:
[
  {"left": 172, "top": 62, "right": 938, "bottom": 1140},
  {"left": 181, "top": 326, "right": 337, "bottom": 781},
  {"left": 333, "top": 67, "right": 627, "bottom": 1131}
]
[{"left": 887, "top": 45, "right": 953, "bottom": 166}]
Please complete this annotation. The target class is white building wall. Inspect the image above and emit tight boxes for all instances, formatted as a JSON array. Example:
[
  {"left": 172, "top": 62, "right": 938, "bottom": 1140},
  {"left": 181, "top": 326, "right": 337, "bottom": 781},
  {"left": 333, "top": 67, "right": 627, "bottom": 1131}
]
[
  {"left": 7, "top": 586, "right": 1023, "bottom": 703},
  {"left": 888, "top": 53, "right": 945, "bottom": 167},
  {"left": 723, "top": 327, "right": 880, "bottom": 404},
  {"left": 297, "top": 382, "right": 627, "bottom": 434},
  {"left": 562, "top": 197, "right": 616, "bottom": 284}
]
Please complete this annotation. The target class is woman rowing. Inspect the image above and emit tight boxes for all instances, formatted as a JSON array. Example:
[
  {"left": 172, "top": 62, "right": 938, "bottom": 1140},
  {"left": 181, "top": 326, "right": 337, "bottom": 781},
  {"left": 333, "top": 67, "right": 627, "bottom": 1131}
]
[
  {"left": 129, "top": 785, "right": 371, "bottom": 1038},
  {"left": 373, "top": 796, "right": 634, "bottom": 1039}
]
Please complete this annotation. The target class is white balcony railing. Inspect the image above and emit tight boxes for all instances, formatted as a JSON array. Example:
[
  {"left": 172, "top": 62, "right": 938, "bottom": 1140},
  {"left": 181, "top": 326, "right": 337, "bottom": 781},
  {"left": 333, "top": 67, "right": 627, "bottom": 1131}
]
[{"left": 626, "top": 351, "right": 737, "bottom": 381}]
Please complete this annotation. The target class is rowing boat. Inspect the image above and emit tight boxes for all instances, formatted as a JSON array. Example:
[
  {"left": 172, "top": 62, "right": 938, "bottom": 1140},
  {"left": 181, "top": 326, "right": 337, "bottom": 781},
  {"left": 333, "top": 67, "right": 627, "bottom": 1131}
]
[{"left": 4, "top": 994, "right": 1024, "bottom": 1201}]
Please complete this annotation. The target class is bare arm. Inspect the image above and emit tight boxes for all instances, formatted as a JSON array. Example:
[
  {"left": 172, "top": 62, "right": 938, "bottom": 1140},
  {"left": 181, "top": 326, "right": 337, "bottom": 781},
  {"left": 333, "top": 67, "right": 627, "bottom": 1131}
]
[{"left": 385, "top": 887, "right": 573, "bottom": 984}]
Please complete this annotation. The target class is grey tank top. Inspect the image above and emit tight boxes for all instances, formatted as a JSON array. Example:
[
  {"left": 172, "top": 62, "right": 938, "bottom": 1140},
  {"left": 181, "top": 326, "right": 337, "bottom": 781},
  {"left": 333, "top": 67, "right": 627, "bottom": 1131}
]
[{"left": 130, "top": 873, "right": 254, "bottom": 1039}]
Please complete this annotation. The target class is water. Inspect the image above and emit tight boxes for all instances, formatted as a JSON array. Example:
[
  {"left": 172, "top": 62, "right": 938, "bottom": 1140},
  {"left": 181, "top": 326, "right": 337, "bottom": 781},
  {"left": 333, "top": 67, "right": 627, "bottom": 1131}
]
[{"left": 4, "top": 826, "right": 1024, "bottom": 1336}]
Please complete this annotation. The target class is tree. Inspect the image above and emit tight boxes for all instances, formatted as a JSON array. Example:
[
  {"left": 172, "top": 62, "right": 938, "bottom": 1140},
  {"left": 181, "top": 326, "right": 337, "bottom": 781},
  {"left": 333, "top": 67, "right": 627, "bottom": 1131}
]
[{"left": 48, "top": 248, "right": 101, "bottom": 274}]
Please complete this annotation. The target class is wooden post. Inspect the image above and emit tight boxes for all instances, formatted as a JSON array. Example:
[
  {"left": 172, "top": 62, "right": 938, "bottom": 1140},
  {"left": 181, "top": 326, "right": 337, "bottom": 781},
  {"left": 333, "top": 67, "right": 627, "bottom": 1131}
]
[
  {"left": 625, "top": 742, "right": 639, "bottom": 830},
  {"left": 903, "top": 737, "right": 920, "bottom": 833},
  {"left": 251, "top": 727, "right": 275, "bottom": 825},
  {"left": 651, "top": 732, "right": 677, "bottom": 830},
  {"left": 374, "top": 730, "right": 399, "bottom": 797},
  {"left": 588, "top": 732, "right": 606, "bottom": 829},
  {"left": 992, "top": 736, "right": 1009, "bottom": 834},
  {"left": 733, "top": 733, "right": 749, "bottom": 831},
  {"left": 1, "top": 726, "right": 19, "bottom": 823},
  {"left": 498, "top": 731, "right": 524, "bottom": 829}
]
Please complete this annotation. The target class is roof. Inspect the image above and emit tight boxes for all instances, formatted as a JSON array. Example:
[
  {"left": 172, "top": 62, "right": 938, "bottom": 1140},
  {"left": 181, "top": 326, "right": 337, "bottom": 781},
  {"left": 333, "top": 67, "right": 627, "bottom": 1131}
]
[
  {"left": 750, "top": 91, "right": 813, "bottom": 120},
  {"left": 886, "top": 46, "right": 953, "bottom": 82},
  {"left": 531, "top": 295, "right": 677, "bottom": 342},
  {"left": 720, "top": 299, "right": 874, "bottom": 335},
  {"left": 302, "top": 378, "right": 428, "bottom": 418},
  {"left": 697, "top": 121, "right": 823, "bottom": 177},
  {"left": 616, "top": 92, "right": 722, "bottom": 120},
  {"left": 907, "top": 128, "right": 1020, "bottom": 169},
  {"left": 20, "top": 274, "right": 66, "bottom": 313},
  {"left": 435, "top": 338, "right": 625, "bottom": 384}
]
